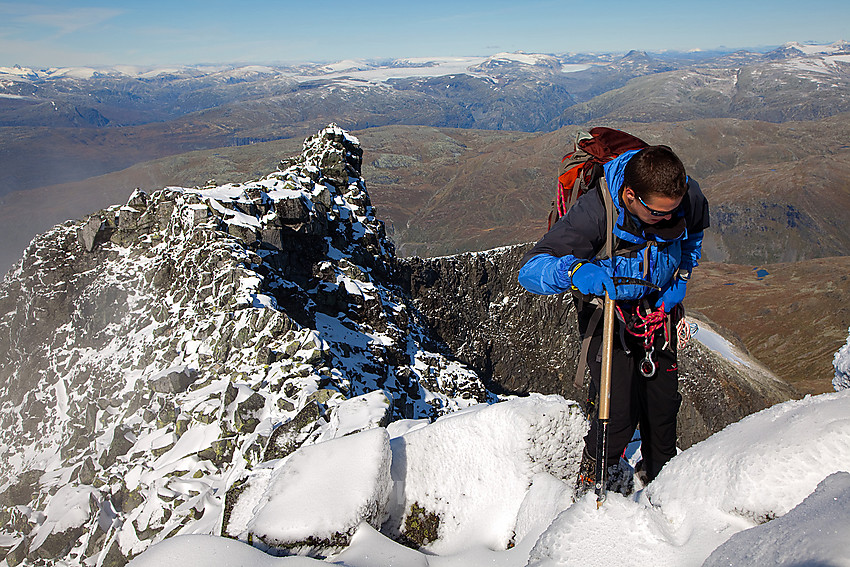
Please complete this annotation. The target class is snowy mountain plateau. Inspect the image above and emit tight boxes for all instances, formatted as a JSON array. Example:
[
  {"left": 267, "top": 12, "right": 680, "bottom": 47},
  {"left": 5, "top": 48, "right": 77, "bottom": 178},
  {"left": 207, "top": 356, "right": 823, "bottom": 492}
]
[
  {"left": 1, "top": 125, "right": 839, "bottom": 567},
  {"left": 3, "top": 41, "right": 850, "bottom": 199}
]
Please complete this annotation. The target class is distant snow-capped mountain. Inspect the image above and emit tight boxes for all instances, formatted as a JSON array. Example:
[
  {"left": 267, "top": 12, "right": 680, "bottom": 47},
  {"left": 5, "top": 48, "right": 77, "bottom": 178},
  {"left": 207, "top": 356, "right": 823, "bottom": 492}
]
[
  {"left": 0, "top": 52, "right": 580, "bottom": 86},
  {"left": 3, "top": 40, "right": 848, "bottom": 137},
  {"left": 2, "top": 40, "right": 844, "bottom": 86},
  {"left": 765, "top": 40, "right": 850, "bottom": 59}
]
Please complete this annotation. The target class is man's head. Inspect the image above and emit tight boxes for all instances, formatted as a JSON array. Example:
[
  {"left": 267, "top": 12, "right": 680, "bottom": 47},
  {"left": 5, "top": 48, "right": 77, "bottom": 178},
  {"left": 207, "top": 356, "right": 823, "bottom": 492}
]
[
  {"left": 623, "top": 145, "right": 687, "bottom": 199},
  {"left": 622, "top": 146, "right": 687, "bottom": 224}
]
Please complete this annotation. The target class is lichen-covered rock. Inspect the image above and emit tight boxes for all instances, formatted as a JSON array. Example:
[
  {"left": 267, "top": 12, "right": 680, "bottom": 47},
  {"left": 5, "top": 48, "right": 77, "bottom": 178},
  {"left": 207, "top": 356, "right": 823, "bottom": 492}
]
[
  {"left": 0, "top": 469, "right": 43, "bottom": 507},
  {"left": 3, "top": 537, "right": 29, "bottom": 567},
  {"left": 149, "top": 366, "right": 197, "bottom": 394}
]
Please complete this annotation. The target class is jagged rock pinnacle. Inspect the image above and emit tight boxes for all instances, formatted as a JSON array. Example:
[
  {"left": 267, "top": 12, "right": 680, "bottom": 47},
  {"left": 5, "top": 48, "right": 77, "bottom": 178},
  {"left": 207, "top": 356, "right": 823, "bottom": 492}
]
[{"left": 0, "top": 124, "right": 493, "bottom": 564}]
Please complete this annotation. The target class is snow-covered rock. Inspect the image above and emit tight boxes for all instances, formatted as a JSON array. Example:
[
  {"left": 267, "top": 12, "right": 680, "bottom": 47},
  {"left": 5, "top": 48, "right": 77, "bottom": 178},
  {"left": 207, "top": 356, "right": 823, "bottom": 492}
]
[
  {"left": 385, "top": 394, "right": 586, "bottom": 554},
  {"left": 645, "top": 390, "right": 850, "bottom": 522},
  {"left": 27, "top": 485, "right": 101, "bottom": 561},
  {"left": 126, "top": 534, "right": 325, "bottom": 566},
  {"left": 702, "top": 471, "right": 850, "bottom": 567},
  {"left": 126, "top": 389, "right": 850, "bottom": 567},
  {"left": 236, "top": 428, "right": 392, "bottom": 555},
  {"left": 833, "top": 327, "right": 850, "bottom": 391},
  {"left": 527, "top": 389, "right": 850, "bottom": 567}
]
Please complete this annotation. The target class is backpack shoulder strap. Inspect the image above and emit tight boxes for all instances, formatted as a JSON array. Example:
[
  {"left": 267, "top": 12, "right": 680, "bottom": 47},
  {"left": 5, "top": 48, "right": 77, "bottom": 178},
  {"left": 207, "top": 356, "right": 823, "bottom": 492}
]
[
  {"left": 574, "top": 299, "right": 604, "bottom": 388},
  {"left": 586, "top": 177, "right": 618, "bottom": 262},
  {"left": 599, "top": 176, "right": 615, "bottom": 261},
  {"left": 573, "top": 176, "right": 617, "bottom": 389}
]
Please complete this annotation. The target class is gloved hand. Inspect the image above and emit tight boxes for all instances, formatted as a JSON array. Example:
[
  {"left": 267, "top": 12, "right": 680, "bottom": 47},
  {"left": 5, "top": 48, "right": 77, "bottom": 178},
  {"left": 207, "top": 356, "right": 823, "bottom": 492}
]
[
  {"left": 568, "top": 262, "right": 615, "bottom": 297},
  {"left": 655, "top": 277, "right": 687, "bottom": 311}
]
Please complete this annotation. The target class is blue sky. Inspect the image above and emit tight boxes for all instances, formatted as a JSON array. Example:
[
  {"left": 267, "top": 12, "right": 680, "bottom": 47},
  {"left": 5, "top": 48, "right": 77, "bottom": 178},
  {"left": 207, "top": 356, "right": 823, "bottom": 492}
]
[{"left": 1, "top": 0, "right": 848, "bottom": 67}]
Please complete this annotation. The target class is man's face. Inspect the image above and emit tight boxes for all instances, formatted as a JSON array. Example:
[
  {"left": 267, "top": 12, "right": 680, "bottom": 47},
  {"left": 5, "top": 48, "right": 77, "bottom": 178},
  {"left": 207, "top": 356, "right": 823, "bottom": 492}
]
[{"left": 623, "top": 187, "right": 683, "bottom": 225}]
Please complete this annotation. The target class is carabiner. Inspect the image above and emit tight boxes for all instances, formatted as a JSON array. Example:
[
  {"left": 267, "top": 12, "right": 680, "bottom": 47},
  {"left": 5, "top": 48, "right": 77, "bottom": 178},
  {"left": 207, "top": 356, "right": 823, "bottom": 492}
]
[{"left": 640, "top": 346, "right": 657, "bottom": 377}]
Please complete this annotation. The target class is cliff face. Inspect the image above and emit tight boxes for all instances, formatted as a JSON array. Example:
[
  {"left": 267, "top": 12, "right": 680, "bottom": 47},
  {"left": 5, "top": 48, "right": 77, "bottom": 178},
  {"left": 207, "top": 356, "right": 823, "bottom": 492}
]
[{"left": 399, "top": 246, "right": 798, "bottom": 449}]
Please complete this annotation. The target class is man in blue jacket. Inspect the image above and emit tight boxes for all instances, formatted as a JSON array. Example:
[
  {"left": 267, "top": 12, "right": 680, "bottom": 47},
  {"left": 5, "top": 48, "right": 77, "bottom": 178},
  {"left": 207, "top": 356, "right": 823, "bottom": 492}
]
[{"left": 518, "top": 145, "right": 709, "bottom": 493}]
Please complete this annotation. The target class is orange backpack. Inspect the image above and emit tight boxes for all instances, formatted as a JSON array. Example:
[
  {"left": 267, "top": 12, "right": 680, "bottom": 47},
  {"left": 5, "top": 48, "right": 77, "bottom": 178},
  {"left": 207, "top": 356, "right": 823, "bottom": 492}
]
[{"left": 549, "top": 127, "right": 649, "bottom": 229}]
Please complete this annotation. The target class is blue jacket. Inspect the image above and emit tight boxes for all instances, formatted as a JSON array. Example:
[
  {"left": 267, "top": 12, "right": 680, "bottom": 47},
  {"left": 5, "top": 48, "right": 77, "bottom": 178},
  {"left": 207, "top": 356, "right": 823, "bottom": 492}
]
[{"left": 518, "top": 150, "right": 709, "bottom": 302}]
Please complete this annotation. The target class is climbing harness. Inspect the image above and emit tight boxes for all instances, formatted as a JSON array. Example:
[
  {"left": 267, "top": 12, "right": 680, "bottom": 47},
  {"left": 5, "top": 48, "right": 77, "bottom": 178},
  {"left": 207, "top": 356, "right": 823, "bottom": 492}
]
[
  {"left": 616, "top": 302, "right": 669, "bottom": 378},
  {"left": 572, "top": 277, "right": 662, "bottom": 388},
  {"left": 614, "top": 303, "right": 700, "bottom": 377}
]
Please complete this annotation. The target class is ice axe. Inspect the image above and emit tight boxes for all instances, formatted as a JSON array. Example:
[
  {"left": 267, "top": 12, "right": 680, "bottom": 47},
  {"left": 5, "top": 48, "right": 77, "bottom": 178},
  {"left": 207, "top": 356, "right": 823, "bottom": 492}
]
[
  {"left": 594, "top": 288, "right": 615, "bottom": 508},
  {"left": 594, "top": 177, "right": 618, "bottom": 508}
]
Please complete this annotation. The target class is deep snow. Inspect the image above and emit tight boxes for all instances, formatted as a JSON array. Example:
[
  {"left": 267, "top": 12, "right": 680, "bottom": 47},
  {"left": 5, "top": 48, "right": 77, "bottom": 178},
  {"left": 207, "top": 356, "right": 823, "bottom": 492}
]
[{"left": 128, "top": 388, "right": 850, "bottom": 567}]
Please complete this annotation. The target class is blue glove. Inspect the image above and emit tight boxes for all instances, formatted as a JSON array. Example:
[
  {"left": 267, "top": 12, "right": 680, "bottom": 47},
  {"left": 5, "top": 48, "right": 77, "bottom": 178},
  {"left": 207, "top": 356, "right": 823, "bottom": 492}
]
[
  {"left": 569, "top": 262, "right": 615, "bottom": 297},
  {"left": 656, "top": 277, "right": 687, "bottom": 311}
]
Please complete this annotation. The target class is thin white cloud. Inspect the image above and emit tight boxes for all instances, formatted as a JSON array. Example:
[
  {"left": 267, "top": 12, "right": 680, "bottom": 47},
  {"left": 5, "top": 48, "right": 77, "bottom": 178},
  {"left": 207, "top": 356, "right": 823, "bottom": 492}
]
[{"left": 0, "top": 2, "right": 123, "bottom": 37}]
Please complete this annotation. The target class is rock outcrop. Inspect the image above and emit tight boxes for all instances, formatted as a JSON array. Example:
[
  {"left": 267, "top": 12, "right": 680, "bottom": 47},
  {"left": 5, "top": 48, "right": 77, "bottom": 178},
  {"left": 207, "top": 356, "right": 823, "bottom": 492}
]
[
  {"left": 399, "top": 246, "right": 798, "bottom": 449},
  {"left": 0, "top": 125, "right": 493, "bottom": 565}
]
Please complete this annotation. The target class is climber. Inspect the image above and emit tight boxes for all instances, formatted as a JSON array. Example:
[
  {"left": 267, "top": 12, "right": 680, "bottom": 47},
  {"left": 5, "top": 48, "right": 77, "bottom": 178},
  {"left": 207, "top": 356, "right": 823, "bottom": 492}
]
[{"left": 517, "top": 145, "right": 709, "bottom": 494}]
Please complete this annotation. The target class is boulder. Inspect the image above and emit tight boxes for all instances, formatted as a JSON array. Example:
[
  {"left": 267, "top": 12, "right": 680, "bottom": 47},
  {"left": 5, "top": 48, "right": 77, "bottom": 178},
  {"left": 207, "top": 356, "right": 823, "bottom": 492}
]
[
  {"left": 76, "top": 216, "right": 103, "bottom": 252},
  {"left": 0, "top": 469, "right": 43, "bottom": 506},
  {"left": 149, "top": 366, "right": 196, "bottom": 394},
  {"left": 384, "top": 394, "right": 585, "bottom": 554},
  {"left": 241, "top": 428, "right": 392, "bottom": 556},
  {"left": 274, "top": 196, "right": 310, "bottom": 224}
]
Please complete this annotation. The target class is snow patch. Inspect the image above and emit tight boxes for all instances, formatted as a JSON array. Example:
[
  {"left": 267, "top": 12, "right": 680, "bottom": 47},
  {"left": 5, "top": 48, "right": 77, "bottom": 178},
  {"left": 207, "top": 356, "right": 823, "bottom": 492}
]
[
  {"left": 833, "top": 327, "right": 850, "bottom": 391},
  {"left": 29, "top": 485, "right": 99, "bottom": 553},
  {"left": 694, "top": 321, "right": 750, "bottom": 367}
]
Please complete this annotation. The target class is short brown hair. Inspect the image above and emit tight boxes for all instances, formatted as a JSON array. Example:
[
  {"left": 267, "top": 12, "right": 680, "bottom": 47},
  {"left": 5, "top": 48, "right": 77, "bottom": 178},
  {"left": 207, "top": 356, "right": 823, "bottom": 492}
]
[{"left": 623, "top": 146, "right": 687, "bottom": 199}]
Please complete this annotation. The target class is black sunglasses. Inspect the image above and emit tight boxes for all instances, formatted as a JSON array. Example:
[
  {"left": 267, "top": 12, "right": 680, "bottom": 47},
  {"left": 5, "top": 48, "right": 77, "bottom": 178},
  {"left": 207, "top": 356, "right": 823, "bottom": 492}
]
[{"left": 636, "top": 194, "right": 678, "bottom": 217}]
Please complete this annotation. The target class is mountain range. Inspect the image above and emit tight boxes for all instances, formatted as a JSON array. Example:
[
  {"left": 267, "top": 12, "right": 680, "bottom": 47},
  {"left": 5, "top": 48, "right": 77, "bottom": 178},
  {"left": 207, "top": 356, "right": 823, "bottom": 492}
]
[
  {"left": 3, "top": 41, "right": 850, "bottom": 267},
  {"left": 2, "top": 41, "right": 849, "bottom": 195}
]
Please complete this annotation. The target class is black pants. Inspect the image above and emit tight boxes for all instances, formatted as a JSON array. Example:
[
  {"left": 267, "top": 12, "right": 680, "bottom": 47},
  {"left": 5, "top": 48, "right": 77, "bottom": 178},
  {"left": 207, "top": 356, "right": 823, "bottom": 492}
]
[{"left": 580, "top": 304, "right": 682, "bottom": 482}]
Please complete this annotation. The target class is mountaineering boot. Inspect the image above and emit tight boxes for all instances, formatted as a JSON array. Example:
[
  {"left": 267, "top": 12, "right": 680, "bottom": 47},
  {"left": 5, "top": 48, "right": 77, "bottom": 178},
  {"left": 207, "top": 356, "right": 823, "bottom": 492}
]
[
  {"left": 574, "top": 449, "right": 637, "bottom": 500},
  {"left": 606, "top": 459, "right": 635, "bottom": 496},
  {"left": 574, "top": 448, "right": 596, "bottom": 499}
]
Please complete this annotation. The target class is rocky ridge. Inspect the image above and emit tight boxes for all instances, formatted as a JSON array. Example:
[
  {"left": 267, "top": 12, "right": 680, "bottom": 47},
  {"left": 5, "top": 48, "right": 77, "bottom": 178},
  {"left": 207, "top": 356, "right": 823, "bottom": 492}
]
[
  {"left": 0, "top": 125, "right": 493, "bottom": 565},
  {"left": 0, "top": 125, "right": 797, "bottom": 565}
]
